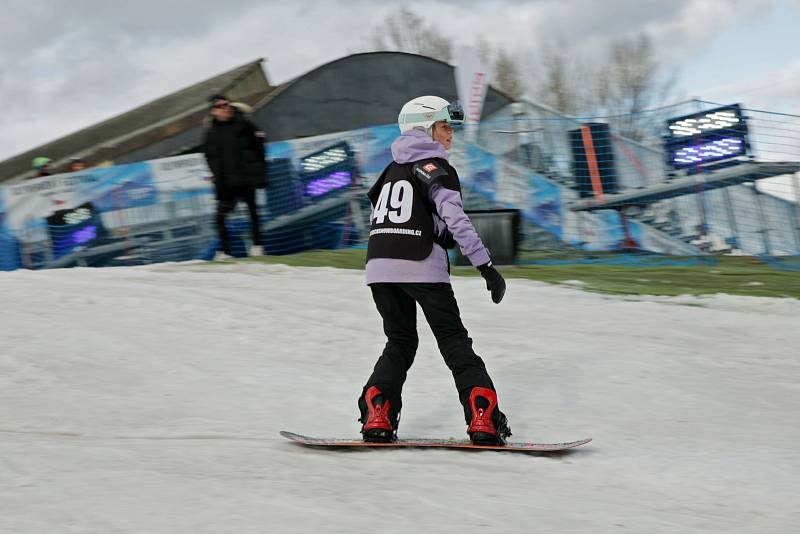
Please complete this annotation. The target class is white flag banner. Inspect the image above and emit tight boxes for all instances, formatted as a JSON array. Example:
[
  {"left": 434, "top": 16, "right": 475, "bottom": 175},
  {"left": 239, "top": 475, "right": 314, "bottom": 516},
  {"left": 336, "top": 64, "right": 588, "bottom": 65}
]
[{"left": 455, "top": 46, "right": 489, "bottom": 144}]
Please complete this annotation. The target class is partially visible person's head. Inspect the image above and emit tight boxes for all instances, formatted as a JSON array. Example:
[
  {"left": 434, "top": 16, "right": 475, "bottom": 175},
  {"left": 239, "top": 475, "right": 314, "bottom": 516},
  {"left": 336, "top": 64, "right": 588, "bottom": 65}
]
[
  {"left": 67, "top": 158, "right": 88, "bottom": 172},
  {"left": 431, "top": 121, "right": 454, "bottom": 151},
  {"left": 32, "top": 156, "right": 52, "bottom": 176},
  {"left": 209, "top": 94, "right": 234, "bottom": 122},
  {"left": 397, "top": 95, "right": 464, "bottom": 149}
]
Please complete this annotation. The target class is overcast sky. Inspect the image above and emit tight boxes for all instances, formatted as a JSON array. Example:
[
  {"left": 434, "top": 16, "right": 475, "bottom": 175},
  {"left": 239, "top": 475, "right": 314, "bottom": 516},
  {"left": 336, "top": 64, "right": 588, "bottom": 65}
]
[{"left": 1, "top": 0, "right": 798, "bottom": 162}]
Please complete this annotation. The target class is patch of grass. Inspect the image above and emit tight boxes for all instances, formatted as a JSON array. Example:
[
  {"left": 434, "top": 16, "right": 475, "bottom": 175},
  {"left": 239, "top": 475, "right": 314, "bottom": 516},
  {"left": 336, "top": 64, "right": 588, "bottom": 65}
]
[
  {"left": 239, "top": 249, "right": 369, "bottom": 270},
  {"left": 233, "top": 249, "right": 800, "bottom": 298}
]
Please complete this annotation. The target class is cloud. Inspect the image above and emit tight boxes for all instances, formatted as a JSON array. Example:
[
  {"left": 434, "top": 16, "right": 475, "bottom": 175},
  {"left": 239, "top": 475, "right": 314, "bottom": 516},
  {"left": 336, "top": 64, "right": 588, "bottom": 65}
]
[
  {"left": 0, "top": 0, "right": 794, "bottom": 162},
  {"left": 699, "top": 60, "right": 800, "bottom": 112}
]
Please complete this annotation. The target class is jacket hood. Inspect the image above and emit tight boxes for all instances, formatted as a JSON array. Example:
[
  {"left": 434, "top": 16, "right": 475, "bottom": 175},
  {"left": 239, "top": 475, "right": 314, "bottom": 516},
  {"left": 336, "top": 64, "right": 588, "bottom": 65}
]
[
  {"left": 391, "top": 129, "right": 447, "bottom": 164},
  {"left": 205, "top": 108, "right": 246, "bottom": 128}
]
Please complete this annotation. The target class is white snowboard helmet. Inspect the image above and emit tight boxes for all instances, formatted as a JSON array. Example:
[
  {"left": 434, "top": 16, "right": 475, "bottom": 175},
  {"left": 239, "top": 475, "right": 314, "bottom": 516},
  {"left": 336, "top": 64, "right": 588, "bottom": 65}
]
[{"left": 398, "top": 95, "right": 465, "bottom": 135}]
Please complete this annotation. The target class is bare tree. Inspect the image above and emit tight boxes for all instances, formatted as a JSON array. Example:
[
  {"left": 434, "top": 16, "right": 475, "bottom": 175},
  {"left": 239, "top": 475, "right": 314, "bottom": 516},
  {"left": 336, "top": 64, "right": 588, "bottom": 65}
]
[
  {"left": 534, "top": 39, "right": 588, "bottom": 115},
  {"left": 532, "top": 33, "right": 676, "bottom": 141},
  {"left": 492, "top": 47, "right": 524, "bottom": 100},
  {"left": 368, "top": 8, "right": 452, "bottom": 63},
  {"left": 475, "top": 34, "right": 493, "bottom": 66},
  {"left": 473, "top": 35, "right": 525, "bottom": 100},
  {"left": 367, "top": 12, "right": 525, "bottom": 100},
  {"left": 595, "top": 33, "right": 677, "bottom": 140}
]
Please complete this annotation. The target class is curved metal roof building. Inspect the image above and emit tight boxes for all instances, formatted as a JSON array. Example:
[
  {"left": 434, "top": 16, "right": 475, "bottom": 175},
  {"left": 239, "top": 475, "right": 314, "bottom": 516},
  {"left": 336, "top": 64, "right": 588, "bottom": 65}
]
[
  {"left": 0, "top": 52, "right": 512, "bottom": 183},
  {"left": 251, "top": 51, "right": 512, "bottom": 141}
]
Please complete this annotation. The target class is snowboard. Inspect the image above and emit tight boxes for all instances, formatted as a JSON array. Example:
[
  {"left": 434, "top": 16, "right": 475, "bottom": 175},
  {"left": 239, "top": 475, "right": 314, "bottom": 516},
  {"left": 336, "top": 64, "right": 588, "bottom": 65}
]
[{"left": 280, "top": 431, "right": 591, "bottom": 452}]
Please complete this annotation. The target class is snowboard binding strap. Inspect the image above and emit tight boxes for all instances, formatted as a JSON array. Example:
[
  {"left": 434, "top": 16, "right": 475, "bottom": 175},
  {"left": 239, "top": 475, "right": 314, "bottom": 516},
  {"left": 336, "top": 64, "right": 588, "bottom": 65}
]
[{"left": 362, "top": 386, "right": 395, "bottom": 443}]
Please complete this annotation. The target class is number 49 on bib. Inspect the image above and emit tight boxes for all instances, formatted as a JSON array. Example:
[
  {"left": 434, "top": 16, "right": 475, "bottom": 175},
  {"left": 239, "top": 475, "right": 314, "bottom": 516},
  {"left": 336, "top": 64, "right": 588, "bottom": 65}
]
[{"left": 372, "top": 180, "right": 413, "bottom": 224}]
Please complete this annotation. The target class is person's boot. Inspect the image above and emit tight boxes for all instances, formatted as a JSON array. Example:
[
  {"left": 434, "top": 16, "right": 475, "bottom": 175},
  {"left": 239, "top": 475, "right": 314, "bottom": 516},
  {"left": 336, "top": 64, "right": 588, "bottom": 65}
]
[
  {"left": 213, "top": 241, "right": 233, "bottom": 261},
  {"left": 358, "top": 386, "right": 396, "bottom": 443},
  {"left": 465, "top": 387, "right": 512, "bottom": 445}
]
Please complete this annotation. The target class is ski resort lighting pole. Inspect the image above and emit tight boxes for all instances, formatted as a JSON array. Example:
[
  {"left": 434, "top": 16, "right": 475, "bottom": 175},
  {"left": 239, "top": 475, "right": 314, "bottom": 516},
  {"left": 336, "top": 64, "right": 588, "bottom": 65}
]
[
  {"left": 793, "top": 172, "right": 800, "bottom": 250},
  {"left": 753, "top": 188, "right": 772, "bottom": 255},
  {"left": 722, "top": 187, "right": 741, "bottom": 252}
]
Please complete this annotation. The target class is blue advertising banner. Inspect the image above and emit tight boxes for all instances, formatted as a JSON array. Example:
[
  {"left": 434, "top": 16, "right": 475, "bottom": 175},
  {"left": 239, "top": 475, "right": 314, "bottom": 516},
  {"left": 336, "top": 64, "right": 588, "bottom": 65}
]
[
  {"left": 0, "top": 187, "right": 17, "bottom": 270},
  {"left": 0, "top": 185, "right": 6, "bottom": 228},
  {"left": 266, "top": 140, "right": 295, "bottom": 161},
  {"left": 456, "top": 143, "right": 497, "bottom": 200},
  {"left": 360, "top": 124, "right": 397, "bottom": 175},
  {"left": 571, "top": 209, "right": 625, "bottom": 251},
  {"left": 88, "top": 162, "right": 157, "bottom": 211},
  {"left": 0, "top": 123, "right": 713, "bottom": 272},
  {"left": 0, "top": 154, "right": 214, "bottom": 269},
  {"left": 526, "top": 173, "right": 563, "bottom": 238}
]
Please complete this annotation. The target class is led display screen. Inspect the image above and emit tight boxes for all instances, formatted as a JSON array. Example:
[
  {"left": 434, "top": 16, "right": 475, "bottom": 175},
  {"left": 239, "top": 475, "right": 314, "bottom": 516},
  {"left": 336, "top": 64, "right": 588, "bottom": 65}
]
[
  {"left": 304, "top": 171, "right": 352, "bottom": 197},
  {"left": 298, "top": 142, "right": 355, "bottom": 199},
  {"left": 664, "top": 104, "right": 749, "bottom": 170},
  {"left": 46, "top": 201, "right": 104, "bottom": 258}
]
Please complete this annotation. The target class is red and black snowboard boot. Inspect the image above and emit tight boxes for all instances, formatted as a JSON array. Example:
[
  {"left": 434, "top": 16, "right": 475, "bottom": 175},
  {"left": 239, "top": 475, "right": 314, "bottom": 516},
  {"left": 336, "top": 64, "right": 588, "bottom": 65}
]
[
  {"left": 466, "top": 387, "right": 512, "bottom": 446},
  {"left": 358, "top": 386, "right": 397, "bottom": 443}
]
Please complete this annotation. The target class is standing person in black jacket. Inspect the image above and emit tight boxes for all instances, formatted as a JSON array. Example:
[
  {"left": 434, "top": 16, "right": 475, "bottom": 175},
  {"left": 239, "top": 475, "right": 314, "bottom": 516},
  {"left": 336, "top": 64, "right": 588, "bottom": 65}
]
[{"left": 203, "top": 94, "right": 267, "bottom": 257}]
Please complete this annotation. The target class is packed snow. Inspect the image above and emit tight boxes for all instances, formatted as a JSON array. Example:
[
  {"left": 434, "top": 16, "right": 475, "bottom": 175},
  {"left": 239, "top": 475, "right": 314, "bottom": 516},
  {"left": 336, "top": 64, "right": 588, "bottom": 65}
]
[{"left": 1, "top": 262, "right": 798, "bottom": 533}]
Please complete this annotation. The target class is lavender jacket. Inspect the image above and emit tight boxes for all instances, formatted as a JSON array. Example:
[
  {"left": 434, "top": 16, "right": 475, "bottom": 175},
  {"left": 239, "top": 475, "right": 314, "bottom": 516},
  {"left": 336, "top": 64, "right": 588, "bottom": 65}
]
[{"left": 366, "top": 130, "right": 491, "bottom": 284}]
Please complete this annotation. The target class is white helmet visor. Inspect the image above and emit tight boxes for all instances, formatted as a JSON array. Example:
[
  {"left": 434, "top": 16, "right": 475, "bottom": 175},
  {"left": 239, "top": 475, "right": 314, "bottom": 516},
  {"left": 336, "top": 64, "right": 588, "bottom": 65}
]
[{"left": 402, "top": 101, "right": 465, "bottom": 127}]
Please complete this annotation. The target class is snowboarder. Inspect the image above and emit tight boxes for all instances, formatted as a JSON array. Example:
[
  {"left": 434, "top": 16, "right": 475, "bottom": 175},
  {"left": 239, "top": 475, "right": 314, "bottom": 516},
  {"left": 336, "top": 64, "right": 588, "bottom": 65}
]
[{"left": 358, "top": 95, "right": 511, "bottom": 445}]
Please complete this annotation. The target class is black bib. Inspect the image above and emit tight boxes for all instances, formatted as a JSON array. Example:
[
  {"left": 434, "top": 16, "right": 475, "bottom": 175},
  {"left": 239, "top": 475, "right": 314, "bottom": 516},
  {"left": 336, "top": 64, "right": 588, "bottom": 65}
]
[{"left": 366, "top": 162, "right": 436, "bottom": 261}]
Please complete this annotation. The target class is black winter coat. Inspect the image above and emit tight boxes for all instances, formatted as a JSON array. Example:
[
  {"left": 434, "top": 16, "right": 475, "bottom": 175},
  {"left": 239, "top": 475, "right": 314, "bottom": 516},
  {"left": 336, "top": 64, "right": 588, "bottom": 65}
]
[{"left": 203, "top": 113, "right": 267, "bottom": 194}]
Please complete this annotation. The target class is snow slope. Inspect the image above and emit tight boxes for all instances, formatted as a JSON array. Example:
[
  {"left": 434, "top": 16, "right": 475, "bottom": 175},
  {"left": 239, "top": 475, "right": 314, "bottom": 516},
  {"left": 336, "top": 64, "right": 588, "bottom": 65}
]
[{"left": 1, "top": 263, "right": 798, "bottom": 533}]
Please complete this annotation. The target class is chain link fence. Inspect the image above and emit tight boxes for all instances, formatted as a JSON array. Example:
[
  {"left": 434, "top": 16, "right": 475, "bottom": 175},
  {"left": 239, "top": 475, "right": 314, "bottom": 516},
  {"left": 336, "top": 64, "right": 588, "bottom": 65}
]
[{"left": 1, "top": 100, "right": 798, "bottom": 272}]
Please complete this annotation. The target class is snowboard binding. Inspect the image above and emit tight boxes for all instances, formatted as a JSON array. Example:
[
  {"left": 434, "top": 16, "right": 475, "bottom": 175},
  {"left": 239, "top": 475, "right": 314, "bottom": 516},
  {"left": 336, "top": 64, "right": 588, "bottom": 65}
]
[
  {"left": 359, "top": 386, "right": 397, "bottom": 443},
  {"left": 466, "top": 387, "right": 512, "bottom": 446}
]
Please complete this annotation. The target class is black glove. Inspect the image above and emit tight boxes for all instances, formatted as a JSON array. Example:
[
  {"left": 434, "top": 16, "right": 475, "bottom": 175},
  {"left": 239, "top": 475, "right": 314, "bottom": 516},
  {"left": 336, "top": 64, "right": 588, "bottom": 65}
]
[
  {"left": 477, "top": 262, "right": 506, "bottom": 304},
  {"left": 436, "top": 229, "right": 456, "bottom": 249}
]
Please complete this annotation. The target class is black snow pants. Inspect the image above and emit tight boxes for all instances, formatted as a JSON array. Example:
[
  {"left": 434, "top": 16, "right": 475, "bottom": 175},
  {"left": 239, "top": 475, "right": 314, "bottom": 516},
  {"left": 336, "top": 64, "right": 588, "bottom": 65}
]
[
  {"left": 216, "top": 186, "right": 260, "bottom": 254},
  {"left": 360, "top": 282, "right": 496, "bottom": 426}
]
